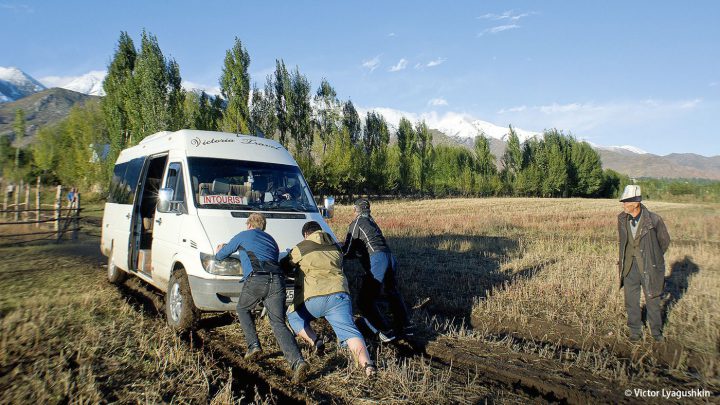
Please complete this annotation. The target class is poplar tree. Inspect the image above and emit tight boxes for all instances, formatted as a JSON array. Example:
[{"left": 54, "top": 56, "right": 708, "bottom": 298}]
[
  {"left": 135, "top": 30, "right": 170, "bottom": 138},
  {"left": 166, "top": 59, "right": 186, "bottom": 130},
  {"left": 396, "top": 117, "right": 415, "bottom": 192},
  {"left": 102, "top": 31, "right": 137, "bottom": 165},
  {"left": 250, "top": 77, "right": 277, "bottom": 138},
  {"left": 273, "top": 59, "right": 292, "bottom": 147},
  {"left": 473, "top": 133, "right": 496, "bottom": 176},
  {"left": 289, "top": 67, "right": 312, "bottom": 158},
  {"left": 341, "top": 100, "right": 362, "bottom": 146},
  {"left": 363, "top": 112, "right": 390, "bottom": 193},
  {"left": 12, "top": 109, "right": 26, "bottom": 169},
  {"left": 220, "top": 37, "right": 251, "bottom": 134},
  {"left": 313, "top": 78, "right": 340, "bottom": 154},
  {"left": 415, "top": 120, "right": 433, "bottom": 194},
  {"left": 501, "top": 125, "right": 522, "bottom": 193}
]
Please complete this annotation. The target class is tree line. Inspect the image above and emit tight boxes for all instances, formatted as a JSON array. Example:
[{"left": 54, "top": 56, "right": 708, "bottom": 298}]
[{"left": 3, "top": 30, "right": 633, "bottom": 200}]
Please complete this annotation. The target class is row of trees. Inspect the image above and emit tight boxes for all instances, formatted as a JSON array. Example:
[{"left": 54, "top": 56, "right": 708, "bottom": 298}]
[{"left": 5, "top": 30, "right": 631, "bottom": 199}]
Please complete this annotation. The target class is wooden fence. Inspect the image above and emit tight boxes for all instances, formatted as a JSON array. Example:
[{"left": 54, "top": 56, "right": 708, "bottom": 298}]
[{"left": 0, "top": 177, "right": 97, "bottom": 247}]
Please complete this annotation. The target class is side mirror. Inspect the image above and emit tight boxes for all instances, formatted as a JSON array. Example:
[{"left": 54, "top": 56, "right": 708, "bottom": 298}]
[
  {"left": 323, "top": 196, "right": 335, "bottom": 219},
  {"left": 157, "top": 188, "right": 173, "bottom": 213}
]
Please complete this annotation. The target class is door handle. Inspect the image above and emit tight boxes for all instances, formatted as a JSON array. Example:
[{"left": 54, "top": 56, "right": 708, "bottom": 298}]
[
  {"left": 125, "top": 213, "right": 131, "bottom": 219},
  {"left": 155, "top": 218, "right": 162, "bottom": 226}
]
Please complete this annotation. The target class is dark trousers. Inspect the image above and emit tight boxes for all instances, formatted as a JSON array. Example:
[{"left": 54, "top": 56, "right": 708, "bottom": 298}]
[
  {"left": 623, "top": 259, "right": 663, "bottom": 338},
  {"left": 236, "top": 273, "right": 303, "bottom": 367},
  {"left": 359, "top": 252, "right": 409, "bottom": 334}
]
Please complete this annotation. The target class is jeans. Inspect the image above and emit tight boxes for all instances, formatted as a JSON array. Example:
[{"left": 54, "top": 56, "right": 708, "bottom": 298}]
[
  {"left": 360, "top": 251, "right": 409, "bottom": 334},
  {"left": 236, "top": 273, "right": 303, "bottom": 367},
  {"left": 287, "top": 293, "right": 363, "bottom": 343},
  {"left": 624, "top": 259, "right": 663, "bottom": 337}
]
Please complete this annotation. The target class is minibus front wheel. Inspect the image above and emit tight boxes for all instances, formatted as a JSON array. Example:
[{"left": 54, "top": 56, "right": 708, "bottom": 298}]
[{"left": 166, "top": 268, "right": 200, "bottom": 331}]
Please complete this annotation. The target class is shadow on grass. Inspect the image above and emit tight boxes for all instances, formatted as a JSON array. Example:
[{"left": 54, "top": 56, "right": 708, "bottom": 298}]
[
  {"left": 341, "top": 234, "right": 549, "bottom": 355},
  {"left": 344, "top": 234, "right": 532, "bottom": 320},
  {"left": 662, "top": 255, "right": 700, "bottom": 326}
]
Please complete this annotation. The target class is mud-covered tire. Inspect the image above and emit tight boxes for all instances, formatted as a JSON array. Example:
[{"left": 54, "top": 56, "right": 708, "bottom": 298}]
[
  {"left": 107, "top": 250, "right": 127, "bottom": 285},
  {"left": 166, "top": 269, "right": 199, "bottom": 331}
]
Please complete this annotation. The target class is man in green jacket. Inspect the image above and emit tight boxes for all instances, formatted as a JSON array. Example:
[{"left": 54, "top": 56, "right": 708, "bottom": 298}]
[
  {"left": 617, "top": 185, "right": 671, "bottom": 342},
  {"left": 281, "top": 221, "right": 376, "bottom": 377}
]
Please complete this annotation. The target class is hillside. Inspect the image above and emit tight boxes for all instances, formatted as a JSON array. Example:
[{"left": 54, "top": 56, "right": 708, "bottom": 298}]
[{"left": 0, "top": 88, "right": 99, "bottom": 145}]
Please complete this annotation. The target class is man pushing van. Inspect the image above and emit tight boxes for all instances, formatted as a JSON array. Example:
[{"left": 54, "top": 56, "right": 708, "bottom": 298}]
[{"left": 215, "top": 212, "right": 309, "bottom": 382}]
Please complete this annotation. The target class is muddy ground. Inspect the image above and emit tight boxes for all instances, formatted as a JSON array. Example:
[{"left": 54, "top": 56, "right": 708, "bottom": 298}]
[{"left": 1, "top": 233, "right": 717, "bottom": 404}]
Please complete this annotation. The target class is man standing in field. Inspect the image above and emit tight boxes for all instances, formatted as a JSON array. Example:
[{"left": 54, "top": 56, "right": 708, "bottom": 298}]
[
  {"left": 281, "top": 221, "right": 377, "bottom": 376},
  {"left": 343, "top": 198, "right": 411, "bottom": 342},
  {"left": 617, "top": 185, "right": 671, "bottom": 342},
  {"left": 215, "top": 212, "right": 309, "bottom": 382}
]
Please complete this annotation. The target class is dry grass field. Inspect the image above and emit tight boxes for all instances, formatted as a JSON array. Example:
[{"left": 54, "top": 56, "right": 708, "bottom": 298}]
[{"left": 1, "top": 197, "right": 718, "bottom": 403}]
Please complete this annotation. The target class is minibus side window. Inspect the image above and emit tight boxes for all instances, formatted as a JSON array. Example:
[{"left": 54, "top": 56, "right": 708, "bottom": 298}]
[
  {"left": 108, "top": 157, "right": 145, "bottom": 204},
  {"left": 108, "top": 162, "right": 129, "bottom": 203},
  {"left": 164, "top": 162, "right": 187, "bottom": 212}
]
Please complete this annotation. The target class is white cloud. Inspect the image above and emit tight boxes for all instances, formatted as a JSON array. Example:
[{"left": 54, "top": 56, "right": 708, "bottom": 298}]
[
  {"left": 182, "top": 80, "right": 221, "bottom": 96},
  {"left": 388, "top": 32, "right": 396, "bottom": 37},
  {"left": 362, "top": 55, "right": 381, "bottom": 72},
  {"left": 710, "top": 81, "right": 719, "bottom": 87},
  {"left": 0, "top": 3, "right": 33, "bottom": 12},
  {"left": 426, "top": 57, "right": 447, "bottom": 67},
  {"left": 478, "top": 10, "right": 533, "bottom": 21},
  {"left": 496, "top": 99, "right": 703, "bottom": 134},
  {"left": 479, "top": 24, "right": 520, "bottom": 36},
  {"left": 429, "top": 98, "right": 448, "bottom": 106},
  {"left": 497, "top": 105, "right": 527, "bottom": 114},
  {"left": 389, "top": 58, "right": 407, "bottom": 72}
]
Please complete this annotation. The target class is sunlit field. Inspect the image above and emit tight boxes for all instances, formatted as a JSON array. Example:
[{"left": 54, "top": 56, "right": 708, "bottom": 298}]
[{"left": 1, "top": 197, "right": 718, "bottom": 403}]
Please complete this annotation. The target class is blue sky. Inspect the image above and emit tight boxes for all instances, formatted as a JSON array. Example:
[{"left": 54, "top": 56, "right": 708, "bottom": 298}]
[{"left": 2, "top": 1, "right": 718, "bottom": 156}]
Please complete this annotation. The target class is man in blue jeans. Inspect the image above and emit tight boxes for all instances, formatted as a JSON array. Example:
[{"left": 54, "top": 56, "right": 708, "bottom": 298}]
[
  {"left": 281, "top": 221, "right": 376, "bottom": 377},
  {"left": 343, "top": 199, "right": 411, "bottom": 343},
  {"left": 215, "top": 212, "right": 309, "bottom": 383}
]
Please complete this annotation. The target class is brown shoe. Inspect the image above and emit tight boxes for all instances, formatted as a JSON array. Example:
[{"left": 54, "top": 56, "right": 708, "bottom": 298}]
[
  {"left": 292, "top": 360, "right": 309, "bottom": 383},
  {"left": 244, "top": 345, "right": 262, "bottom": 360}
]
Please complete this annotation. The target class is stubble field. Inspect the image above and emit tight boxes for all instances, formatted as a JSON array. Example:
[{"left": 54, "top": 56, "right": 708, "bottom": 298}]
[{"left": 1, "top": 198, "right": 718, "bottom": 403}]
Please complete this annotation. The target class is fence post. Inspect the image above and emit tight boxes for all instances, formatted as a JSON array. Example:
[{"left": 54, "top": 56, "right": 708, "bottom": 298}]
[
  {"left": 15, "top": 179, "right": 22, "bottom": 222},
  {"left": 24, "top": 183, "right": 30, "bottom": 221},
  {"left": 35, "top": 177, "right": 41, "bottom": 227},
  {"left": 2, "top": 181, "right": 7, "bottom": 219},
  {"left": 72, "top": 192, "right": 80, "bottom": 240},
  {"left": 55, "top": 185, "right": 62, "bottom": 238}
]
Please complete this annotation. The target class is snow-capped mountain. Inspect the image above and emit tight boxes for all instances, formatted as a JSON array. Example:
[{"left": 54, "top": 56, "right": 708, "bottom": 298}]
[
  {"left": 361, "top": 107, "right": 540, "bottom": 142},
  {"left": 0, "top": 66, "right": 46, "bottom": 102},
  {"left": 59, "top": 70, "right": 106, "bottom": 96},
  {"left": 585, "top": 141, "right": 648, "bottom": 155},
  {"left": 329, "top": 104, "right": 535, "bottom": 143},
  {"left": 38, "top": 70, "right": 107, "bottom": 96}
]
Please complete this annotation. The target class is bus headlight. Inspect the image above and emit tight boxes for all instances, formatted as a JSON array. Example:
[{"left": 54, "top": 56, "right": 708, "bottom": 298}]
[{"left": 200, "top": 253, "right": 244, "bottom": 276}]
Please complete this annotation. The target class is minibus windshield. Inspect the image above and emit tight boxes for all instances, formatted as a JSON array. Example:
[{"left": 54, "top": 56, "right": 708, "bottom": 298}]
[{"left": 187, "top": 157, "right": 318, "bottom": 213}]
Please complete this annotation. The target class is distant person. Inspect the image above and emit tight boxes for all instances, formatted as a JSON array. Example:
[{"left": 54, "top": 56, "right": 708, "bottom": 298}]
[
  {"left": 281, "top": 221, "right": 376, "bottom": 377},
  {"left": 67, "top": 187, "right": 77, "bottom": 206},
  {"left": 617, "top": 185, "right": 670, "bottom": 342},
  {"left": 215, "top": 212, "right": 309, "bottom": 382},
  {"left": 343, "top": 198, "right": 412, "bottom": 342}
]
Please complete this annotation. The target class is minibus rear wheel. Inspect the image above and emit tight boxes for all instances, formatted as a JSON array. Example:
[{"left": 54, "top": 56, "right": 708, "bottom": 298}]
[
  {"left": 107, "top": 250, "right": 127, "bottom": 284},
  {"left": 166, "top": 269, "right": 199, "bottom": 331}
]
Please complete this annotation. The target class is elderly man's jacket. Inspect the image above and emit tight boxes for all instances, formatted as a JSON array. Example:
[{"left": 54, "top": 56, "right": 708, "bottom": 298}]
[{"left": 617, "top": 204, "right": 671, "bottom": 297}]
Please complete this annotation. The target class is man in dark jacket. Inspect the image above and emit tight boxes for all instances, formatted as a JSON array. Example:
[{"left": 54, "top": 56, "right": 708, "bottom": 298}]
[
  {"left": 343, "top": 198, "right": 411, "bottom": 342},
  {"left": 215, "top": 212, "right": 309, "bottom": 382},
  {"left": 617, "top": 185, "right": 671, "bottom": 342}
]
